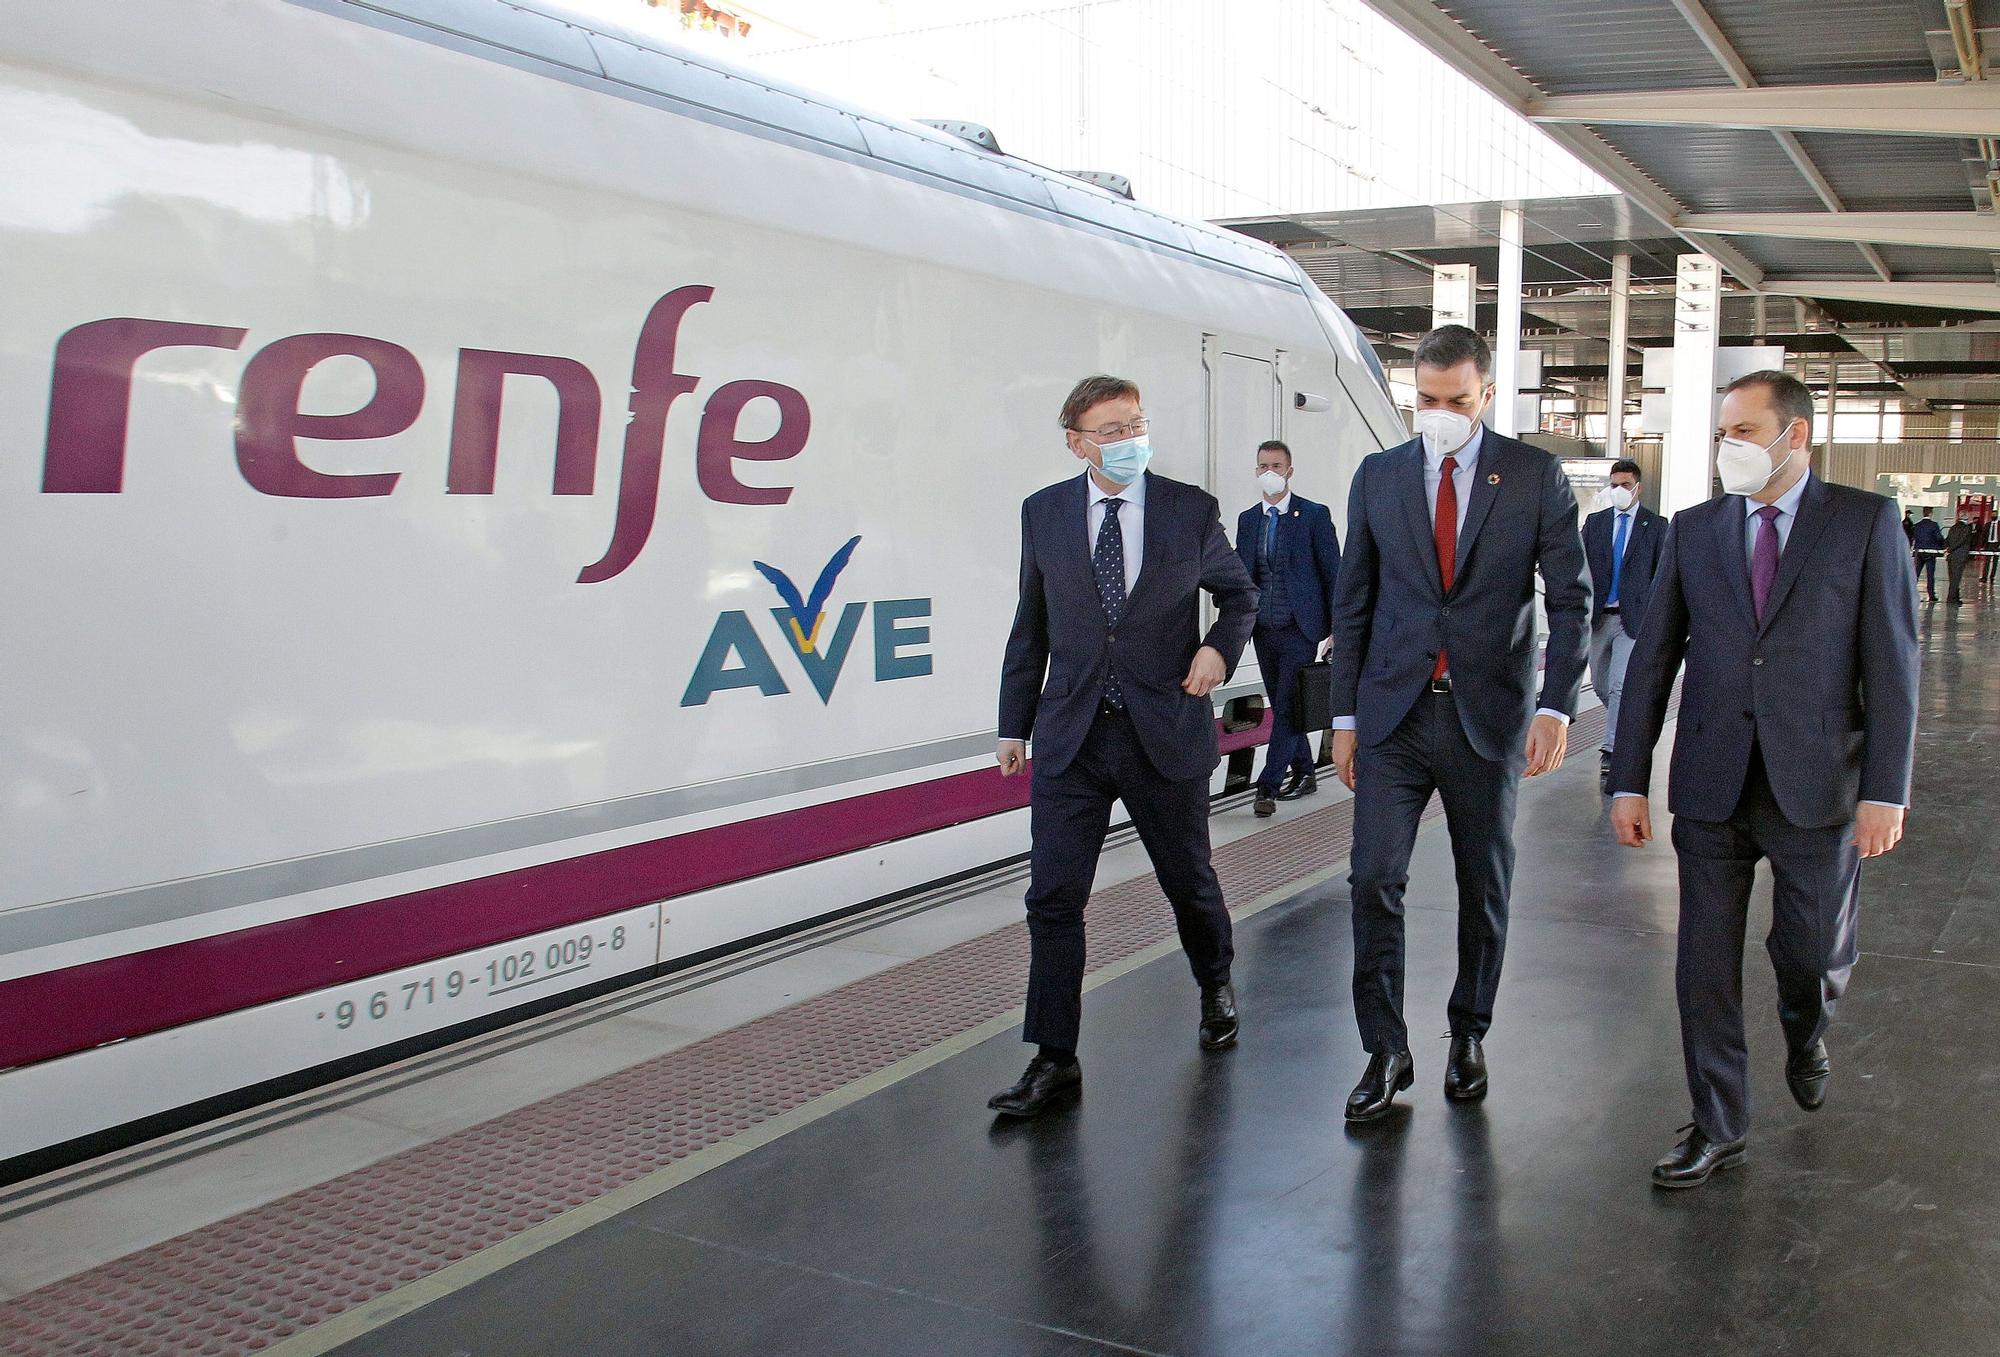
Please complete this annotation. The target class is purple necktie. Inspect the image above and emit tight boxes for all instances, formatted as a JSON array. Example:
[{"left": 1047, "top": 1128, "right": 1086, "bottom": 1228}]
[{"left": 1751, "top": 504, "right": 1782, "bottom": 623}]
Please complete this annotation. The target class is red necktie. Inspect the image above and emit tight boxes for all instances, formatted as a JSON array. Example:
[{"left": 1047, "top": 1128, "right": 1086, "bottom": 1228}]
[{"left": 1433, "top": 455, "right": 1458, "bottom": 679}]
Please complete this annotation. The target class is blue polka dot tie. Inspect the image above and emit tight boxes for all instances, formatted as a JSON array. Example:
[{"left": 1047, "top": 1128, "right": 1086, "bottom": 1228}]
[{"left": 1094, "top": 498, "right": 1127, "bottom": 710}]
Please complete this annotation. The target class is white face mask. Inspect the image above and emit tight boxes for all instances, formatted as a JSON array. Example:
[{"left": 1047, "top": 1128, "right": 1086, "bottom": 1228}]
[
  {"left": 1715, "top": 422, "right": 1797, "bottom": 497},
  {"left": 1256, "top": 468, "right": 1289, "bottom": 498},
  {"left": 1413, "top": 407, "right": 1476, "bottom": 457},
  {"left": 1600, "top": 485, "right": 1634, "bottom": 513}
]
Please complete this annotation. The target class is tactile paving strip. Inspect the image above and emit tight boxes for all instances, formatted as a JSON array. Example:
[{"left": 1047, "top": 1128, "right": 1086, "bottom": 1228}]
[{"left": 0, "top": 704, "right": 1621, "bottom": 1356}]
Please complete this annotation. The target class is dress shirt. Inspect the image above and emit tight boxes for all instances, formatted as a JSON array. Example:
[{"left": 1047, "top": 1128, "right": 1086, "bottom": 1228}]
[
  {"left": 1600, "top": 510, "right": 1632, "bottom": 604},
  {"left": 1615, "top": 472, "right": 1900, "bottom": 808},
  {"left": 1087, "top": 470, "right": 1145, "bottom": 598},
  {"left": 1333, "top": 423, "right": 1567, "bottom": 731},
  {"left": 1425, "top": 424, "right": 1481, "bottom": 533},
  {"left": 1741, "top": 470, "right": 1809, "bottom": 561}
]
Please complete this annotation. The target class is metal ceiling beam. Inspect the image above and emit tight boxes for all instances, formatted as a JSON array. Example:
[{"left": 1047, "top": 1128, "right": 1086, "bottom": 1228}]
[
  {"left": 1659, "top": 0, "right": 1892, "bottom": 282},
  {"left": 1682, "top": 211, "right": 2000, "bottom": 250},
  {"left": 1761, "top": 279, "right": 2000, "bottom": 311},
  {"left": 1356, "top": 0, "right": 1767, "bottom": 289},
  {"left": 1528, "top": 82, "right": 2000, "bottom": 138}
]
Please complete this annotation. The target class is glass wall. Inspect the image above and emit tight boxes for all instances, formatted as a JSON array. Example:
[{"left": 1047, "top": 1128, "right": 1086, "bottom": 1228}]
[{"left": 561, "top": 0, "right": 1614, "bottom": 219}]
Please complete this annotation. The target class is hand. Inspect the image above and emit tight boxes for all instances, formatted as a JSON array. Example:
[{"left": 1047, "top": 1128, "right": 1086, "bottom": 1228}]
[
  {"left": 996, "top": 739, "right": 1026, "bottom": 777},
  {"left": 1182, "top": 645, "right": 1226, "bottom": 697},
  {"left": 1854, "top": 803, "right": 1905, "bottom": 858},
  {"left": 1611, "top": 795, "right": 1651, "bottom": 847},
  {"left": 1523, "top": 713, "right": 1568, "bottom": 777},
  {"left": 1331, "top": 728, "right": 1357, "bottom": 791}
]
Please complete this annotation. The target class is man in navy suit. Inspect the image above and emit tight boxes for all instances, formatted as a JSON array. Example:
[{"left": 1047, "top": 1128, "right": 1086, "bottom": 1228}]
[
  {"left": 1326, "top": 325, "right": 1591, "bottom": 1121},
  {"left": 1236, "top": 439, "right": 1342, "bottom": 818},
  {"left": 1584, "top": 459, "right": 1666, "bottom": 793},
  {"left": 1912, "top": 507, "right": 1944, "bottom": 602},
  {"left": 990, "top": 375, "right": 1260, "bottom": 1118},
  {"left": 1611, "top": 370, "right": 1919, "bottom": 1189}
]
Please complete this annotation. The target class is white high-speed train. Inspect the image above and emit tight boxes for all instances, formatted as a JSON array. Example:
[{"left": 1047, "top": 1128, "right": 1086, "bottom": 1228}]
[{"left": 0, "top": 0, "right": 1404, "bottom": 1173}]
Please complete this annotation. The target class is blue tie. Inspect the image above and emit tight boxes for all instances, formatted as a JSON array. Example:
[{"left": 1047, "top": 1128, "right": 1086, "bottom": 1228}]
[
  {"left": 1094, "top": 499, "right": 1127, "bottom": 709},
  {"left": 1263, "top": 506, "right": 1279, "bottom": 573},
  {"left": 1608, "top": 512, "right": 1629, "bottom": 608}
]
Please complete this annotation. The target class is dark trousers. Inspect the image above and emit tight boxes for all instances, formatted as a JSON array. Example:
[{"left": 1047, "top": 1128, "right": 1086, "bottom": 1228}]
[
  {"left": 1947, "top": 552, "right": 1969, "bottom": 602},
  {"left": 1670, "top": 752, "right": 1861, "bottom": 1143},
  {"left": 1349, "top": 689, "right": 1521, "bottom": 1053},
  {"left": 1023, "top": 708, "right": 1234, "bottom": 1050},
  {"left": 1983, "top": 548, "right": 1997, "bottom": 585},
  {"left": 1253, "top": 621, "right": 1320, "bottom": 791},
  {"left": 1917, "top": 553, "right": 1937, "bottom": 598}
]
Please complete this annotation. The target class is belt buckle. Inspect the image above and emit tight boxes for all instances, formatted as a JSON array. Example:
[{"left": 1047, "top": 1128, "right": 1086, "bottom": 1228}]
[{"left": 1428, "top": 676, "right": 1453, "bottom": 694}]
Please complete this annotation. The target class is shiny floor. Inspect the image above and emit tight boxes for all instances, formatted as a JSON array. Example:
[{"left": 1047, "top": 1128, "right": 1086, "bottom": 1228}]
[{"left": 346, "top": 603, "right": 2000, "bottom": 1357}]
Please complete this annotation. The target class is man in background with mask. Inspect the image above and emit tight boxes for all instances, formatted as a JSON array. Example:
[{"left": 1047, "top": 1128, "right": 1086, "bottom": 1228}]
[
  {"left": 1325, "top": 325, "right": 1591, "bottom": 1121},
  {"left": 1236, "top": 439, "right": 1342, "bottom": 818},
  {"left": 1944, "top": 511, "right": 1975, "bottom": 606},
  {"left": 1611, "top": 370, "right": 1919, "bottom": 1189},
  {"left": 1583, "top": 459, "right": 1666, "bottom": 794},
  {"left": 1983, "top": 512, "right": 1999, "bottom": 594},
  {"left": 990, "top": 374, "right": 1260, "bottom": 1118}
]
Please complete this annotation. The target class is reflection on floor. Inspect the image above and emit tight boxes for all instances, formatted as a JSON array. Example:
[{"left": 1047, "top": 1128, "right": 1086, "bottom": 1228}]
[{"left": 345, "top": 606, "right": 2000, "bottom": 1356}]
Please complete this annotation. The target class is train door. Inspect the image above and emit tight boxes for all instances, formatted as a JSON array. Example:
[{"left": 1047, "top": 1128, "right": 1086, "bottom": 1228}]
[
  {"left": 1204, "top": 336, "right": 1286, "bottom": 788},
  {"left": 1204, "top": 336, "right": 1284, "bottom": 506}
]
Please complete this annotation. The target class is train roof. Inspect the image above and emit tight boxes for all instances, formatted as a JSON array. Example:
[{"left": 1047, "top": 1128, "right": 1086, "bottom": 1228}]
[{"left": 295, "top": 0, "right": 1303, "bottom": 287}]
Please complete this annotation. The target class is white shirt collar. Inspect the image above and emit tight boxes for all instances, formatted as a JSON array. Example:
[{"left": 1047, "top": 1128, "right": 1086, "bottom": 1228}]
[
  {"left": 1423, "top": 422, "right": 1483, "bottom": 475},
  {"left": 1263, "top": 492, "right": 1293, "bottom": 515},
  {"left": 1743, "top": 470, "right": 1811, "bottom": 521},
  {"left": 1087, "top": 469, "right": 1146, "bottom": 506}
]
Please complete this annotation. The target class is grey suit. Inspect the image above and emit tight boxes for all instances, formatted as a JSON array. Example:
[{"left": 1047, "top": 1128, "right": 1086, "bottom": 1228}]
[
  {"left": 1611, "top": 476, "right": 1920, "bottom": 1141},
  {"left": 1583, "top": 504, "right": 1666, "bottom": 753},
  {"left": 1329, "top": 431, "right": 1591, "bottom": 1052}
]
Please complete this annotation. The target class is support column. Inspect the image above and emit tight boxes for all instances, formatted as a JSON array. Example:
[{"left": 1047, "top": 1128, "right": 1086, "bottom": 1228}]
[
  {"left": 1823, "top": 360, "right": 1839, "bottom": 461},
  {"left": 1666, "top": 253, "right": 1722, "bottom": 514},
  {"left": 1606, "top": 250, "right": 1631, "bottom": 460},
  {"left": 1494, "top": 204, "right": 1525, "bottom": 436},
  {"left": 1432, "top": 263, "right": 1476, "bottom": 331}
]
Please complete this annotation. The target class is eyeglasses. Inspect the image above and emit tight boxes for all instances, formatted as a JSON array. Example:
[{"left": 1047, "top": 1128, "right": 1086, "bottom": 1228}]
[{"left": 1076, "top": 416, "right": 1149, "bottom": 440}]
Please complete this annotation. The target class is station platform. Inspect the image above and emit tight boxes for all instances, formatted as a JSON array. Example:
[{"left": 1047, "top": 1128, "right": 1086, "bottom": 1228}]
[{"left": 3, "top": 604, "right": 1997, "bottom": 1357}]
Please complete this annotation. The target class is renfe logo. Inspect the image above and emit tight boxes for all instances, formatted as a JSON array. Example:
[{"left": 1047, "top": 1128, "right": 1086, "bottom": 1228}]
[
  {"left": 38, "top": 287, "right": 810, "bottom": 583},
  {"left": 680, "top": 535, "right": 934, "bottom": 706}
]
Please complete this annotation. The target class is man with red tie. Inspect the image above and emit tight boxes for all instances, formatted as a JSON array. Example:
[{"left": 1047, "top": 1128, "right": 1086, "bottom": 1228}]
[{"left": 1324, "top": 325, "right": 1591, "bottom": 1121}]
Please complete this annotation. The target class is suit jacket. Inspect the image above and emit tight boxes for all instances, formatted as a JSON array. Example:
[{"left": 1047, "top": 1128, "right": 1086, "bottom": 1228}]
[
  {"left": 1945, "top": 521, "right": 1975, "bottom": 559},
  {"left": 1913, "top": 519, "right": 1945, "bottom": 552},
  {"left": 1610, "top": 477, "right": 1920, "bottom": 828},
  {"left": 999, "top": 471, "right": 1259, "bottom": 782},
  {"left": 1326, "top": 432, "right": 1592, "bottom": 762},
  {"left": 1234, "top": 494, "right": 1342, "bottom": 641},
  {"left": 1583, "top": 504, "right": 1666, "bottom": 632}
]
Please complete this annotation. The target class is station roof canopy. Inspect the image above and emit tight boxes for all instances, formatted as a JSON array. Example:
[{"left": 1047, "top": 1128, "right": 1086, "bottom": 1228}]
[{"left": 1353, "top": 0, "right": 2000, "bottom": 320}]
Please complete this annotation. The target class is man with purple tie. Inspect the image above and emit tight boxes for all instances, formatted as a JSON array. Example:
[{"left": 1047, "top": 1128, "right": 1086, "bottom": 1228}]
[{"left": 1611, "top": 370, "right": 1920, "bottom": 1189}]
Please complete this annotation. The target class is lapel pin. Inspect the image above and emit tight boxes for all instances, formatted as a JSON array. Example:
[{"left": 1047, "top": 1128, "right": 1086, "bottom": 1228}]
[{"left": 1487, "top": 472, "right": 1501, "bottom": 485}]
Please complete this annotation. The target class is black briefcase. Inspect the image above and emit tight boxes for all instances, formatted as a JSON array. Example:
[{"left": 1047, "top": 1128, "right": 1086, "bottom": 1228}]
[{"left": 1293, "top": 659, "right": 1333, "bottom": 732}]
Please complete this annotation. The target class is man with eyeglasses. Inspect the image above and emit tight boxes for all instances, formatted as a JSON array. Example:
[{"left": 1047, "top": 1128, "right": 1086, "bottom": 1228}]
[{"left": 989, "top": 375, "right": 1260, "bottom": 1119}]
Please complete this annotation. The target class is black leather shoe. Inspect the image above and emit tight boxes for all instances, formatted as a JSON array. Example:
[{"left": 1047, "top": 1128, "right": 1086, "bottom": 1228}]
[
  {"left": 1253, "top": 791, "right": 1277, "bottom": 818},
  {"left": 1199, "top": 983, "right": 1239, "bottom": 1050},
  {"left": 1443, "top": 1033, "right": 1488, "bottom": 1101},
  {"left": 1652, "top": 1124, "right": 1747, "bottom": 1189},
  {"left": 1344, "top": 1050, "right": 1414, "bottom": 1122},
  {"left": 987, "top": 1056, "right": 1081, "bottom": 1118},
  {"left": 1786, "top": 1039, "right": 1830, "bottom": 1111},
  {"left": 1599, "top": 750, "right": 1614, "bottom": 795},
  {"left": 1274, "top": 769, "right": 1318, "bottom": 800}
]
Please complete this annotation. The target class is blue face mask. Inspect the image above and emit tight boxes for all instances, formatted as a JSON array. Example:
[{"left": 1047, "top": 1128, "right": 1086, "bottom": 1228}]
[{"left": 1091, "top": 434, "right": 1152, "bottom": 486}]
